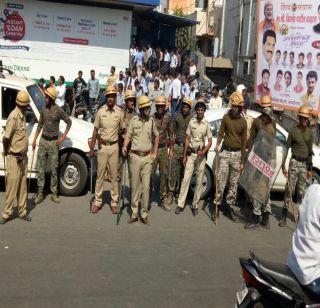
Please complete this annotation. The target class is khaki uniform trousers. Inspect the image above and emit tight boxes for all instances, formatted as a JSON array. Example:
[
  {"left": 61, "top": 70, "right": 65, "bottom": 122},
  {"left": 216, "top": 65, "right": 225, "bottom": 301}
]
[
  {"left": 95, "top": 143, "right": 119, "bottom": 207},
  {"left": 130, "top": 152, "right": 153, "bottom": 219},
  {"left": 2, "top": 154, "right": 28, "bottom": 219},
  {"left": 177, "top": 153, "right": 206, "bottom": 209}
]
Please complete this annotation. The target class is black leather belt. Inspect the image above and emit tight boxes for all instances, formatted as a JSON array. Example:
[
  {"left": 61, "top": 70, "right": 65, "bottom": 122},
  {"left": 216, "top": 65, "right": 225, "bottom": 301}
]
[
  {"left": 42, "top": 135, "right": 58, "bottom": 141},
  {"left": 292, "top": 155, "right": 307, "bottom": 163},
  {"left": 189, "top": 147, "right": 204, "bottom": 154},
  {"left": 222, "top": 146, "right": 241, "bottom": 152},
  {"left": 8, "top": 152, "right": 25, "bottom": 157}
]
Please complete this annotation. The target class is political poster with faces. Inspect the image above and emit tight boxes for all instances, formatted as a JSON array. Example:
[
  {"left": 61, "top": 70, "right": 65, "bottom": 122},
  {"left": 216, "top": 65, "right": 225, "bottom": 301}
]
[{"left": 255, "top": 0, "right": 320, "bottom": 114}]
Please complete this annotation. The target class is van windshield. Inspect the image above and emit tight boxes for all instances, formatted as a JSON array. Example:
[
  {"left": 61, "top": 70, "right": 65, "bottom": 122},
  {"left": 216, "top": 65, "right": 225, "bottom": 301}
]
[{"left": 27, "top": 84, "right": 45, "bottom": 111}]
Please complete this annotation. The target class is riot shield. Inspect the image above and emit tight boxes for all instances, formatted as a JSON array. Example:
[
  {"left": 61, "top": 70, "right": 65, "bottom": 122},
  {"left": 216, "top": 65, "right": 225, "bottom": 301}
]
[{"left": 239, "top": 129, "right": 286, "bottom": 204}]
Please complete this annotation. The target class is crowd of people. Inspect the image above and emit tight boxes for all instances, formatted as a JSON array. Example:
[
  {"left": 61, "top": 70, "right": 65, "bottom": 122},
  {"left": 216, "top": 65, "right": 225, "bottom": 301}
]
[{"left": 36, "top": 48, "right": 227, "bottom": 121}]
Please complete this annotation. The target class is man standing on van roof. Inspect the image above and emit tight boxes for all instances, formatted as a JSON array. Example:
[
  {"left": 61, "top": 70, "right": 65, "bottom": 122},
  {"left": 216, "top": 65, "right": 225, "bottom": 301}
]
[
  {"left": 32, "top": 87, "right": 72, "bottom": 205},
  {"left": 0, "top": 90, "right": 32, "bottom": 224}
]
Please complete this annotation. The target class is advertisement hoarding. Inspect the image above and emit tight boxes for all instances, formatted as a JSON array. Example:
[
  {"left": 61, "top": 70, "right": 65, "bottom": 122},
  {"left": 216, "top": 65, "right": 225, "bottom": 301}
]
[
  {"left": 0, "top": 0, "right": 132, "bottom": 84},
  {"left": 255, "top": 0, "right": 320, "bottom": 114}
]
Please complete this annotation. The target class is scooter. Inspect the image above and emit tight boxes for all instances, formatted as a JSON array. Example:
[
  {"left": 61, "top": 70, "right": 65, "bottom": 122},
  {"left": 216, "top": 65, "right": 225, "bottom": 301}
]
[{"left": 236, "top": 251, "right": 320, "bottom": 307}]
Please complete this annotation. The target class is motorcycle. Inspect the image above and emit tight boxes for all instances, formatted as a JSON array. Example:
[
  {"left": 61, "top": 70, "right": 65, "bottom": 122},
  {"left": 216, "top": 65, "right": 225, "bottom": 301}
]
[{"left": 236, "top": 251, "right": 320, "bottom": 307}]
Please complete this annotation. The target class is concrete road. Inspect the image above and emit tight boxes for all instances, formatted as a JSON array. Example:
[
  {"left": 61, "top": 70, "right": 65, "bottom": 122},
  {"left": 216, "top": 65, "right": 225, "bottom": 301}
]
[{"left": 0, "top": 180, "right": 295, "bottom": 308}]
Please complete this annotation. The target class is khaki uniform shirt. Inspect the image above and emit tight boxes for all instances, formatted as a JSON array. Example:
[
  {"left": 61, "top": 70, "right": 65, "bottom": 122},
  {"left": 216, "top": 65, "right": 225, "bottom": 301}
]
[
  {"left": 4, "top": 107, "right": 28, "bottom": 154},
  {"left": 94, "top": 105, "right": 124, "bottom": 142},
  {"left": 126, "top": 116, "right": 159, "bottom": 152},
  {"left": 186, "top": 117, "right": 212, "bottom": 150}
]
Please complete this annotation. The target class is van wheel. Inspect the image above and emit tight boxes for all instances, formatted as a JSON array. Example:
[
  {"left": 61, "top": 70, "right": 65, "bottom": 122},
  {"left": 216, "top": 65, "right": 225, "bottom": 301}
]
[
  {"left": 59, "top": 153, "right": 88, "bottom": 196},
  {"left": 190, "top": 166, "right": 213, "bottom": 200}
]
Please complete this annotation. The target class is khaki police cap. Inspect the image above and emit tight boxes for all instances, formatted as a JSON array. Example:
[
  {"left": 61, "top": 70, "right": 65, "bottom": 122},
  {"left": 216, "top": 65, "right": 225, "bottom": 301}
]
[
  {"left": 155, "top": 95, "right": 167, "bottom": 105},
  {"left": 138, "top": 95, "right": 151, "bottom": 109},
  {"left": 229, "top": 92, "right": 244, "bottom": 106},
  {"left": 125, "top": 90, "right": 135, "bottom": 101},
  {"left": 298, "top": 105, "right": 312, "bottom": 118},
  {"left": 106, "top": 85, "right": 117, "bottom": 96},
  {"left": 182, "top": 96, "right": 192, "bottom": 107},
  {"left": 16, "top": 90, "right": 30, "bottom": 107},
  {"left": 44, "top": 87, "right": 58, "bottom": 101},
  {"left": 261, "top": 95, "right": 272, "bottom": 107}
]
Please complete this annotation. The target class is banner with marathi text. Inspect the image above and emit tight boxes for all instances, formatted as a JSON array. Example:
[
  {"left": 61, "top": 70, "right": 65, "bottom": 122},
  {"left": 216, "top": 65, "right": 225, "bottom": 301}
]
[{"left": 255, "top": 0, "right": 320, "bottom": 113}]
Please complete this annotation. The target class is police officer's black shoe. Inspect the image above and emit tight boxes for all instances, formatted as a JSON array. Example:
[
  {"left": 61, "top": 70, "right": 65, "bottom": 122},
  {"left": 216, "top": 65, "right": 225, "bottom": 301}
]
[
  {"left": 245, "top": 214, "right": 260, "bottom": 229},
  {"left": 261, "top": 213, "right": 270, "bottom": 229},
  {"left": 0, "top": 217, "right": 9, "bottom": 225},
  {"left": 175, "top": 206, "right": 183, "bottom": 214},
  {"left": 226, "top": 206, "right": 239, "bottom": 223},
  {"left": 279, "top": 208, "right": 288, "bottom": 227},
  {"left": 19, "top": 215, "right": 32, "bottom": 222},
  {"left": 192, "top": 207, "right": 198, "bottom": 216}
]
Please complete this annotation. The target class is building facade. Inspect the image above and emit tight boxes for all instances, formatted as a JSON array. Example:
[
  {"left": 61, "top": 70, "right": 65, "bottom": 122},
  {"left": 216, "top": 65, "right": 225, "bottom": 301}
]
[{"left": 220, "top": 0, "right": 257, "bottom": 89}]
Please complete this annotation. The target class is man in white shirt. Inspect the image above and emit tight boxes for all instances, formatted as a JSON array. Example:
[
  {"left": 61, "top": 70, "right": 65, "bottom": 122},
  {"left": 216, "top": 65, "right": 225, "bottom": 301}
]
[
  {"left": 189, "top": 80, "right": 198, "bottom": 102},
  {"left": 163, "top": 49, "right": 171, "bottom": 74},
  {"left": 87, "top": 69, "right": 100, "bottom": 115},
  {"left": 170, "top": 51, "right": 177, "bottom": 75},
  {"left": 117, "top": 71, "right": 125, "bottom": 88},
  {"left": 181, "top": 75, "right": 190, "bottom": 98},
  {"left": 55, "top": 75, "right": 66, "bottom": 109},
  {"left": 189, "top": 60, "right": 197, "bottom": 76},
  {"left": 208, "top": 86, "right": 222, "bottom": 109},
  {"left": 287, "top": 184, "right": 320, "bottom": 296},
  {"left": 163, "top": 73, "right": 171, "bottom": 99},
  {"left": 129, "top": 44, "right": 136, "bottom": 69},
  {"left": 127, "top": 70, "right": 138, "bottom": 91},
  {"left": 169, "top": 72, "right": 181, "bottom": 117}
]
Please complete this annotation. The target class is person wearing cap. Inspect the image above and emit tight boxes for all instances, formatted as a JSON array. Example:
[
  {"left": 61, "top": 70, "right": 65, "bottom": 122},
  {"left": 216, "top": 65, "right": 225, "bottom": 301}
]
[
  {"left": 244, "top": 107, "right": 276, "bottom": 229},
  {"left": 106, "top": 66, "right": 118, "bottom": 88},
  {"left": 237, "top": 84, "right": 250, "bottom": 110},
  {"left": 122, "top": 95, "right": 159, "bottom": 225},
  {"left": 89, "top": 86, "right": 125, "bottom": 215},
  {"left": 32, "top": 87, "right": 72, "bottom": 205},
  {"left": 175, "top": 100, "right": 212, "bottom": 215},
  {"left": 0, "top": 91, "right": 32, "bottom": 224},
  {"left": 279, "top": 105, "right": 314, "bottom": 227},
  {"left": 169, "top": 96, "right": 193, "bottom": 204},
  {"left": 214, "top": 92, "right": 247, "bottom": 222},
  {"left": 151, "top": 95, "right": 174, "bottom": 211}
]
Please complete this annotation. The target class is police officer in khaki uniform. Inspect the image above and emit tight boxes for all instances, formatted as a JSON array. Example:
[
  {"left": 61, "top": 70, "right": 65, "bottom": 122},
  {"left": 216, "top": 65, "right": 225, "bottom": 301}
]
[
  {"left": 279, "top": 105, "right": 313, "bottom": 227},
  {"left": 151, "top": 95, "right": 173, "bottom": 211},
  {"left": 0, "top": 91, "right": 31, "bottom": 224},
  {"left": 175, "top": 100, "right": 212, "bottom": 215},
  {"left": 122, "top": 96, "right": 159, "bottom": 225},
  {"left": 214, "top": 92, "right": 247, "bottom": 222},
  {"left": 90, "top": 86, "right": 125, "bottom": 214}
]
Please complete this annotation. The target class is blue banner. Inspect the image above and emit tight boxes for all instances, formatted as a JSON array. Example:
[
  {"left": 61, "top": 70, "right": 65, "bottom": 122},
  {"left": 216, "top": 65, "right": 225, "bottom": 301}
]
[{"left": 122, "top": 0, "right": 160, "bottom": 6}]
